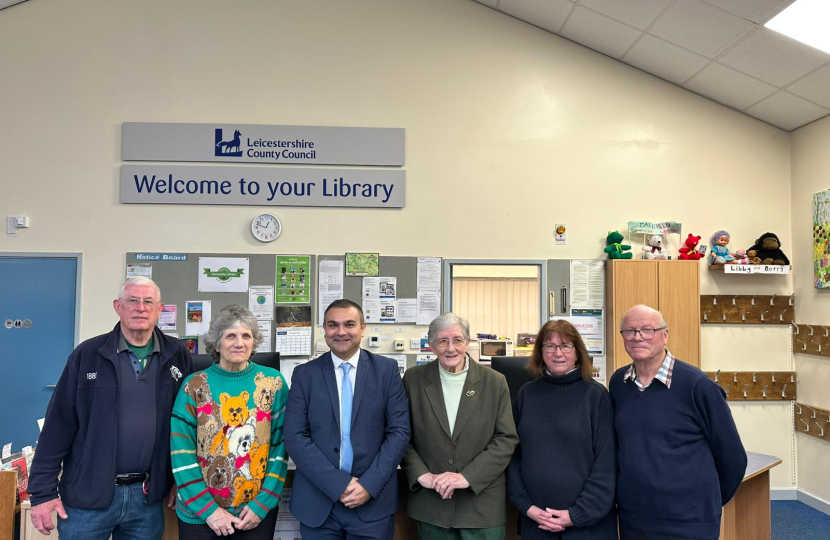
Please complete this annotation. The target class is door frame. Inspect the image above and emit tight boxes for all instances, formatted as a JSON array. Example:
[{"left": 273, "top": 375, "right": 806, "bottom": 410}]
[
  {"left": 0, "top": 252, "right": 83, "bottom": 346},
  {"left": 442, "top": 259, "right": 548, "bottom": 326}
]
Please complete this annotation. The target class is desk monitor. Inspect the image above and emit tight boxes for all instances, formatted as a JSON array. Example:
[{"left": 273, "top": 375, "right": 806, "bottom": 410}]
[
  {"left": 191, "top": 352, "right": 280, "bottom": 373},
  {"left": 490, "top": 356, "right": 537, "bottom": 402}
]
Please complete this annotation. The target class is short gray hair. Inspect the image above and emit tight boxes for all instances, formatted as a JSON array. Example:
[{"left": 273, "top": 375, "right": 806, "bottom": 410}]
[
  {"left": 204, "top": 304, "right": 263, "bottom": 361},
  {"left": 118, "top": 277, "right": 160, "bottom": 300},
  {"left": 428, "top": 312, "right": 471, "bottom": 345},
  {"left": 620, "top": 304, "right": 668, "bottom": 328}
]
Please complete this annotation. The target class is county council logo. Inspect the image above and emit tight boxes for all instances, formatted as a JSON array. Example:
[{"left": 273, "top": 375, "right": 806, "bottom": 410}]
[
  {"left": 203, "top": 267, "right": 245, "bottom": 283},
  {"left": 215, "top": 128, "right": 243, "bottom": 157}
]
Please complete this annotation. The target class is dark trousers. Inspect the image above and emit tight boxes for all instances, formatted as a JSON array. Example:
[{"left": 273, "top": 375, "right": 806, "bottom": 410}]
[
  {"left": 299, "top": 504, "right": 394, "bottom": 540},
  {"left": 619, "top": 522, "right": 717, "bottom": 540},
  {"left": 177, "top": 509, "right": 278, "bottom": 540},
  {"left": 417, "top": 521, "right": 506, "bottom": 540}
]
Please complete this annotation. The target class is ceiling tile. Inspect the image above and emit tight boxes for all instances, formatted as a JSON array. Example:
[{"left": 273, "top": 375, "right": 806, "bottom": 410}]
[
  {"left": 788, "top": 63, "right": 830, "bottom": 110},
  {"left": 649, "top": 0, "right": 754, "bottom": 58},
  {"left": 498, "top": 0, "right": 574, "bottom": 34},
  {"left": 685, "top": 62, "right": 777, "bottom": 110},
  {"left": 560, "top": 6, "right": 642, "bottom": 59},
  {"left": 719, "top": 27, "right": 830, "bottom": 87},
  {"left": 623, "top": 35, "right": 710, "bottom": 84},
  {"left": 579, "top": 0, "right": 671, "bottom": 31},
  {"left": 472, "top": 0, "right": 499, "bottom": 7},
  {"left": 745, "top": 91, "right": 830, "bottom": 131},
  {"left": 700, "top": 0, "right": 796, "bottom": 24}
]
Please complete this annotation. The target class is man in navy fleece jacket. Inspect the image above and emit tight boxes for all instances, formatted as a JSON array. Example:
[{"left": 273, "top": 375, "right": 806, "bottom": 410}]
[{"left": 610, "top": 305, "right": 746, "bottom": 540}]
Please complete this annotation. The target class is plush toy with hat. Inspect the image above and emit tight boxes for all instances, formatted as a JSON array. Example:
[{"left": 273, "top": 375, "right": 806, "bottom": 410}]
[
  {"left": 748, "top": 232, "right": 789, "bottom": 265},
  {"left": 678, "top": 234, "right": 703, "bottom": 260},
  {"left": 604, "top": 231, "right": 633, "bottom": 259}
]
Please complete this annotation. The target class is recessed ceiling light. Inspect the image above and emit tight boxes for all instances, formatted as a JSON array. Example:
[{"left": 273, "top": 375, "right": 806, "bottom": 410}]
[{"left": 765, "top": 0, "right": 830, "bottom": 54}]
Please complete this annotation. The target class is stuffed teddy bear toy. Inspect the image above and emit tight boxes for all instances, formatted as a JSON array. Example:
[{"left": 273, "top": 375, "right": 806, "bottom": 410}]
[
  {"left": 710, "top": 230, "right": 735, "bottom": 265},
  {"left": 746, "top": 250, "right": 762, "bottom": 265},
  {"left": 643, "top": 235, "right": 669, "bottom": 260},
  {"left": 733, "top": 249, "right": 748, "bottom": 264},
  {"left": 604, "top": 231, "right": 632, "bottom": 259},
  {"left": 678, "top": 234, "right": 703, "bottom": 260},
  {"left": 748, "top": 232, "right": 790, "bottom": 265}
]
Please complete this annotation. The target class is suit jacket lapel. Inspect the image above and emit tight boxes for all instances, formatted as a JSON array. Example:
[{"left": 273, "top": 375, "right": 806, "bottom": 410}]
[
  {"left": 351, "top": 349, "right": 370, "bottom": 424},
  {"left": 451, "top": 356, "right": 482, "bottom": 442},
  {"left": 424, "top": 361, "right": 452, "bottom": 440},
  {"left": 321, "top": 353, "right": 341, "bottom": 430}
]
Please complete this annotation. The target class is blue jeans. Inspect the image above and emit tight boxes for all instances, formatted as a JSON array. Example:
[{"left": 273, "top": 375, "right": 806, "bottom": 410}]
[{"left": 57, "top": 483, "right": 164, "bottom": 540}]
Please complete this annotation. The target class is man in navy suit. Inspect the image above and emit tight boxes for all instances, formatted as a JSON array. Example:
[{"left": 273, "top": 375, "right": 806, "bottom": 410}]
[{"left": 285, "top": 299, "right": 410, "bottom": 540}]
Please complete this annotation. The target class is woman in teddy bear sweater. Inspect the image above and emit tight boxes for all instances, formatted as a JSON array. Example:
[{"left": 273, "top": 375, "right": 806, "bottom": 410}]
[{"left": 171, "top": 304, "right": 288, "bottom": 539}]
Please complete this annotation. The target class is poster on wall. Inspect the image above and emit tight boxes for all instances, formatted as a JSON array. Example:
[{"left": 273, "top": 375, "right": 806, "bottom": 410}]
[
  {"left": 198, "top": 257, "right": 249, "bottom": 292},
  {"left": 345, "top": 253, "right": 379, "bottom": 276},
  {"left": 276, "top": 255, "right": 311, "bottom": 303},
  {"left": 814, "top": 189, "right": 830, "bottom": 288}
]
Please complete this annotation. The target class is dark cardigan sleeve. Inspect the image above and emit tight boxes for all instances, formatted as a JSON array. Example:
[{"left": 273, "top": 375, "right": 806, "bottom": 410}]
[{"left": 568, "top": 387, "right": 616, "bottom": 528}]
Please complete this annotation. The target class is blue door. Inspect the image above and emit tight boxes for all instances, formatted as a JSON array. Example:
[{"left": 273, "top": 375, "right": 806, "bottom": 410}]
[{"left": 0, "top": 257, "right": 78, "bottom": 451}]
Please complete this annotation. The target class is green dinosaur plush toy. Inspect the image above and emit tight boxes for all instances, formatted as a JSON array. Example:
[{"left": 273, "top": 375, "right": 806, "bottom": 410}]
[{"left": 604, "top": 230, "right": 633, "bottom": 259}]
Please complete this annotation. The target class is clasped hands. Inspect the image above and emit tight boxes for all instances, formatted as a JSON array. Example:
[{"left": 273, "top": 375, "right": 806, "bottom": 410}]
[
  {"left": 417, "top": 472, "right": 469, "bottom": 499},
  {"left": 339, "top": 477, "right": 371, "bottom": 508},
  {"left": 527, "top": 505, "right": 573, "bottom": 533}
]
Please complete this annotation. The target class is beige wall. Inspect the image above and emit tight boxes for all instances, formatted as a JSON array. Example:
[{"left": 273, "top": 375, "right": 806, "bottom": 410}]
[
  {"left": 790, "top": 114, "right": 830, "bottom": 503},
  {"left": 1, "top": 0, "right": 798, "bottom": 487}
]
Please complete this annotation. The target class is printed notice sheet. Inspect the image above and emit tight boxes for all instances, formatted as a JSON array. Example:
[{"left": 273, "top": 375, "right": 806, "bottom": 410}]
[
  {"left": 281, "top": 358, "right": 310, "bottom": 389},
  {"left": 198, "top": 257, "right": 249, "bottom": 293},
  {"left": 159, "top": 305, "right": 177, "bottom": 330},
  {"left": 318, "top": 260, "right": 344, "bottom": 325},
  {"left": 417, "top": 257, "right": 442, "bottom": 291},
  {"left": 256, "top": 320, "right": 273, "bottom": 353},
  {"left": 248, "top": 286, "right": 274, "bottom": 320},
  {"left": 275, "top": 306, "right": 312, "bottom": 356},
  {"left": 363, "top": 277, "right": 397, "bottom": 323},
  {"left": 416, "top": 291, "right": 441, "bottom": 325},
  {"left": 570, "top": 260, "right": 605, "bottom": 308},
  {"left": 126, "top": 264, "right": 152, "bottom": 279},
  {"left": 274, "top": 488, "right": 302, "bottom": 540},
  {"left": 396, "top": 298, "right": 417, "bottom": 323},
  {"left": 185, "top": 301, "right": 211, "bottom": 335}
]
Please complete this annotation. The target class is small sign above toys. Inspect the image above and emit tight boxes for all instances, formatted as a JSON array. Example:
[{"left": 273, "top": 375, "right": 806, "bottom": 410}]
[{"left": 627, "top": 221, "right": 682, "bottom": 260}]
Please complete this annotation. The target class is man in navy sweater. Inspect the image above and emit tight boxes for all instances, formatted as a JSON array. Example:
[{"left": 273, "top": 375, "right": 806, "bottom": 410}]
[{"left": 609, "top": 305, "right": 746, "bottom": 540}]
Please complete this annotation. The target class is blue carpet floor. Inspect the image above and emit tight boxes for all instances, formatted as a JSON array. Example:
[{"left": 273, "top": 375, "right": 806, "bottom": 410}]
[{"left": 771, "top": 501, "right": 830, "bottom": 540}]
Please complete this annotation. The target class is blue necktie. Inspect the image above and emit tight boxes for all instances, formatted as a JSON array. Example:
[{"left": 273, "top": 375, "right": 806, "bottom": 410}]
[{"left": 340, "top": 362, "right": 354, "bottom": 474}]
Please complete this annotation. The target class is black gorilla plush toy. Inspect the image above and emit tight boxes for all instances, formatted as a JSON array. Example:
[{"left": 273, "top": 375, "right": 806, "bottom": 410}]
[{"left": 748, "top": 232, "right": 790, "bottom": 265}]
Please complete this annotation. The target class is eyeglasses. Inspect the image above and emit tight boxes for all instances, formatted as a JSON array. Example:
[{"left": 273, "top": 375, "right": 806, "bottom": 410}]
[
  {"left": 619, "top": 327, "right": 666, "bottom": 340},
  {"left": 124, "top": 297, "right": 156, "bottom": 308},
  {"left": 433, "top": 337, "right": 467, "bottom": 349},
  {"left": 542, "top": 343, "right": 574, "bottom": 353}
]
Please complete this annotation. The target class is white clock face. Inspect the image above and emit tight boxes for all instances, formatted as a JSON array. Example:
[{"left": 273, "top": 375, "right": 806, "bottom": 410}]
[{"left": 252, "top": 214, "right": 281, "bottom": 242}]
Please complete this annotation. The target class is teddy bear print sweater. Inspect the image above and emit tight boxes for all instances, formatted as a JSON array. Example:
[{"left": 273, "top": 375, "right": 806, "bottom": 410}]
[{"left": 171, "top": 362, "right": 289, "bottom": 524}]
